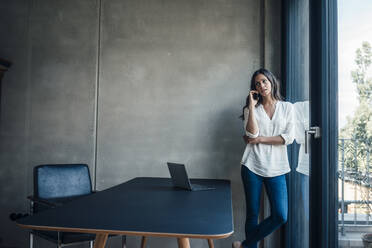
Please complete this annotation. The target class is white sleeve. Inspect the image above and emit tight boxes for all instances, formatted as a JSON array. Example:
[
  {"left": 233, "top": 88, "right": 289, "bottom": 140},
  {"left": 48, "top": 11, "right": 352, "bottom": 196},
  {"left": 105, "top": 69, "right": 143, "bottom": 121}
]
[
  {"left": 279, "top": 103, "right": 295, "bottom": 145},
  {"left": 293, "top": 101, "right": 310, "bottom": 144},
  {"left": 243, "top": 107, "right": 259, "bottom": 138}
]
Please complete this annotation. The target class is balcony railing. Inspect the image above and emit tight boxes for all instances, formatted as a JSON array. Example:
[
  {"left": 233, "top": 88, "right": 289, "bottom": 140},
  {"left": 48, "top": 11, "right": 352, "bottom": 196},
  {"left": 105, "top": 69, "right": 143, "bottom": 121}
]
[{"left": 339, "top": 138, "right": 372, "bottom": 236}]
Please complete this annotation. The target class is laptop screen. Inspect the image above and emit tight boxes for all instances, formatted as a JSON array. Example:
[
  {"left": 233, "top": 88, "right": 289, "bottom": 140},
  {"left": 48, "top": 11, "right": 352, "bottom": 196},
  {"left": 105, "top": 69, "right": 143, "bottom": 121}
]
[{"left": 167, "top": 162, "right": 192, "bottom": 190}]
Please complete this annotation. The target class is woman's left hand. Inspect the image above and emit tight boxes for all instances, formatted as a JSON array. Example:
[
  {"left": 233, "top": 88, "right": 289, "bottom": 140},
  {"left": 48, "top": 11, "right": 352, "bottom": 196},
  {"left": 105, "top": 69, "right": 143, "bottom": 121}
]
[{"left": 243, "top": 135, "right": 261, "bottom": 144}]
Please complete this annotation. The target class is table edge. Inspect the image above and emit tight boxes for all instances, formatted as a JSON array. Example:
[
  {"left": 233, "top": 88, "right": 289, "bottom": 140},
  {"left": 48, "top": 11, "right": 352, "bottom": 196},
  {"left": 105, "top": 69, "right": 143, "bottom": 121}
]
[{"left": 17, "top": 223, "right": 234, "bottom": 239}]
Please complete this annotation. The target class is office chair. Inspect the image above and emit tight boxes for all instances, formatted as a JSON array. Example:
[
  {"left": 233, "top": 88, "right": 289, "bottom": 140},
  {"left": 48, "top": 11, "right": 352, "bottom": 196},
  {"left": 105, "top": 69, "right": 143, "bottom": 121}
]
[{"left": 28, "top": 164, "right": 128, "bottom": 248}]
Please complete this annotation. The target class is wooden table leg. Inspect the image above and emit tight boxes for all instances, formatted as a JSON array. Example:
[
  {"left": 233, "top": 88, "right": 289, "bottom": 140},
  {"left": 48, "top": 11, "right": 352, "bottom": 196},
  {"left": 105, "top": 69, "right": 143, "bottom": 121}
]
[
  {"left": 94, "top": 234, "right": 108, "bottom": 248},
  {"left": 141, "top": 236, "right": 147, "bottom": 248},
  {"left": 121, "top": 235, "right": 127, "bottom": 248},
  {"left": 177, "top": 238, "right": 190, "bottom": 248},
  {"left": 207, "top": 239, "right": 214, "bottom": 248}
]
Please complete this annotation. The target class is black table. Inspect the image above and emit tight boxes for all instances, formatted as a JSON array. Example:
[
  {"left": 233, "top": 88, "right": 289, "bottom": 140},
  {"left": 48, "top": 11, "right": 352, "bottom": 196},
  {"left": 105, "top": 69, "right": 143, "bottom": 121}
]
[{"left": 17, "top": 177, "right": 234, "bottom": 248}]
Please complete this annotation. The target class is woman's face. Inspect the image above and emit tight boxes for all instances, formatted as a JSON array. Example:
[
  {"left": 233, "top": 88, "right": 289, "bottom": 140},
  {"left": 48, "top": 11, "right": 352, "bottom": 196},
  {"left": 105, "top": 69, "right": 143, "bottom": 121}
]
[{"left": 254, "top": 74, "right": 272, "bottom": 97}]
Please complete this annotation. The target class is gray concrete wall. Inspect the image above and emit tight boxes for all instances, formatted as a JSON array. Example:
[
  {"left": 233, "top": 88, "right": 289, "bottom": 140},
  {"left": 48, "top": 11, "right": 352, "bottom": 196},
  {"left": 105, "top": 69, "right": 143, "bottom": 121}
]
[{"left": 0, "top": 0, "right": 282, "bottom": 247}]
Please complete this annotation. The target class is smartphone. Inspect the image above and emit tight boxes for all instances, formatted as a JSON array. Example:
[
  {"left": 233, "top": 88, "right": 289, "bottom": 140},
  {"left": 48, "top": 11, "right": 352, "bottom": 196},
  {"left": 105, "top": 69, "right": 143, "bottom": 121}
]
[{"left": 253, "top": 93, "right": 259, "bottom": 100}]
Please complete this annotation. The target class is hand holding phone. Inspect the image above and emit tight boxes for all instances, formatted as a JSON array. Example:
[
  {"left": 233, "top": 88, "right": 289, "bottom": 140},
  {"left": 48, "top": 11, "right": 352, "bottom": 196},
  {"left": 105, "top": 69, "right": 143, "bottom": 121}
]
[{"left": 249, "top": 90, "right": 259, "bottom": 108}]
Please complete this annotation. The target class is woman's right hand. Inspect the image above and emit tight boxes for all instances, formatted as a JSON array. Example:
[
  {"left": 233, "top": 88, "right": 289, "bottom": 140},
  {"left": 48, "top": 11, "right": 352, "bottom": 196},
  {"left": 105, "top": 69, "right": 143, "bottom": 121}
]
[{"left": 249, "top": 90, "right": 259, "bottom": 108}]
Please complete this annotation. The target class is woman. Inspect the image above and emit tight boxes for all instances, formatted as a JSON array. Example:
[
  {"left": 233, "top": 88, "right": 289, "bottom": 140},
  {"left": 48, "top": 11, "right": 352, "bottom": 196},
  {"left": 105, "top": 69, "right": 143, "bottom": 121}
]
[{"left": 233, "top": 68, "right": 294, "bottom": 248}]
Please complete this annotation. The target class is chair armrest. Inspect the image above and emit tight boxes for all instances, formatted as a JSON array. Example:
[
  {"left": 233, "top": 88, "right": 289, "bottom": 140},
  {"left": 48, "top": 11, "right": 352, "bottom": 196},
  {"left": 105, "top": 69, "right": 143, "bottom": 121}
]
[{"left": 27, "top": 195, "right": 61, "bottom": 208}]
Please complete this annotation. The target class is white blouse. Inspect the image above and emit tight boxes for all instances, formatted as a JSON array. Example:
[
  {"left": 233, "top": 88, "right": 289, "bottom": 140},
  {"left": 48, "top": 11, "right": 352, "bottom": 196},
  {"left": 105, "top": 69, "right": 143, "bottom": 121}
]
[
  {"left": 241, "top": 101, "right": 295, "bottom": 177},
  {"left": 293, "top": 101, "right": 310, "bottom": 176}
]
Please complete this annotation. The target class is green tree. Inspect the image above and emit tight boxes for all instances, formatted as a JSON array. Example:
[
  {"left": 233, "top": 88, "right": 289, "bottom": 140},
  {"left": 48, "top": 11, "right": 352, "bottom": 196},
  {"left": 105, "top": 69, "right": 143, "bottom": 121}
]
[
  {"left": 339, "top": 41, "right": 372, "bottom": 213},
  {"left": 340, "top": 41, "right": 372, "bottom": 169}
]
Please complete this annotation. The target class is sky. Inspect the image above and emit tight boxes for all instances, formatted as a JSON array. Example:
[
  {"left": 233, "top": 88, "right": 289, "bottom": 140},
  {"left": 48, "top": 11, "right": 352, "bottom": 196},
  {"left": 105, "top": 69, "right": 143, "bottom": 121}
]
[{"left": 338, "top": 0, "right": 372, "bottom": 129}]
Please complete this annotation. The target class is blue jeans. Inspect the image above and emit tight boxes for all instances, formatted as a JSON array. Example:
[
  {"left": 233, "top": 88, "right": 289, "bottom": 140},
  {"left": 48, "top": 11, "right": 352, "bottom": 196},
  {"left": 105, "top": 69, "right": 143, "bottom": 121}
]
[{"left": 241, "top": 165, "right": 288, "bottom": 248}]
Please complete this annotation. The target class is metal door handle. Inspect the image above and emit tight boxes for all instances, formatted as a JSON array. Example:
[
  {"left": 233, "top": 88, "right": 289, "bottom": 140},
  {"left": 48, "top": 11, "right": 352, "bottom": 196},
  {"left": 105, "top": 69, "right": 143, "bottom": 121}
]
[{"left": 305, "top": 126, "right": 321, "bottom": 154}]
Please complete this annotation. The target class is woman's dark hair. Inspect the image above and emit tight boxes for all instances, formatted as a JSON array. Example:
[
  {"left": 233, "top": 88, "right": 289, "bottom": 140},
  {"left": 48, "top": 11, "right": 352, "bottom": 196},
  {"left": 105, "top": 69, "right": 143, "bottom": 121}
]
[{"left": 240, "top": 68, "right": 282, "bottom": 120}]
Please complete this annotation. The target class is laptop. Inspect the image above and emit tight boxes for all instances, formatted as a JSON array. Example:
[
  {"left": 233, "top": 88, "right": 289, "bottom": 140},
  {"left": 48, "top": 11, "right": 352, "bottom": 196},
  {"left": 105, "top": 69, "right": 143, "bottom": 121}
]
[{"left": 167, "top": 162, "right": 215, "bottom": 191}]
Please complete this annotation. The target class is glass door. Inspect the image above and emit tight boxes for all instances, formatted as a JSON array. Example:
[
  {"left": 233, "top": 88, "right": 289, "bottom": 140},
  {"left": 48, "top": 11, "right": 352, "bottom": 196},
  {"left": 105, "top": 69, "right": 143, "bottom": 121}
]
[
  {"left": 284, "top": 0, "right": 338, "bottom": 247},
  {"left": 308, "top": 1, "right": 338, "bottom": 247},
  {"left": 283, "top": 0, "right": 310, "bottom": 247}
]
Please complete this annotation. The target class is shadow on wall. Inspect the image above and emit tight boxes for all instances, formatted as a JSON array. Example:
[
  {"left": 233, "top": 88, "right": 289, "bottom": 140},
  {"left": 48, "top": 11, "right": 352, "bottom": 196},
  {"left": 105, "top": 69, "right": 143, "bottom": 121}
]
[
  {"left": 210, "top": 106, "right": 244, "bottom": 179},
  {"left": 210, "top": 106, "right": 247, "bottom": 247}
]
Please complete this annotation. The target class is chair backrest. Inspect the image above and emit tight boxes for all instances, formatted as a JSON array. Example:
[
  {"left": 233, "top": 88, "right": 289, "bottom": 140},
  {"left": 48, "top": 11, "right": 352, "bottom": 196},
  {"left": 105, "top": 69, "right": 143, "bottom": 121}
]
[{"left": 34, "top": 164, "right": 92, "bottom": 199}]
